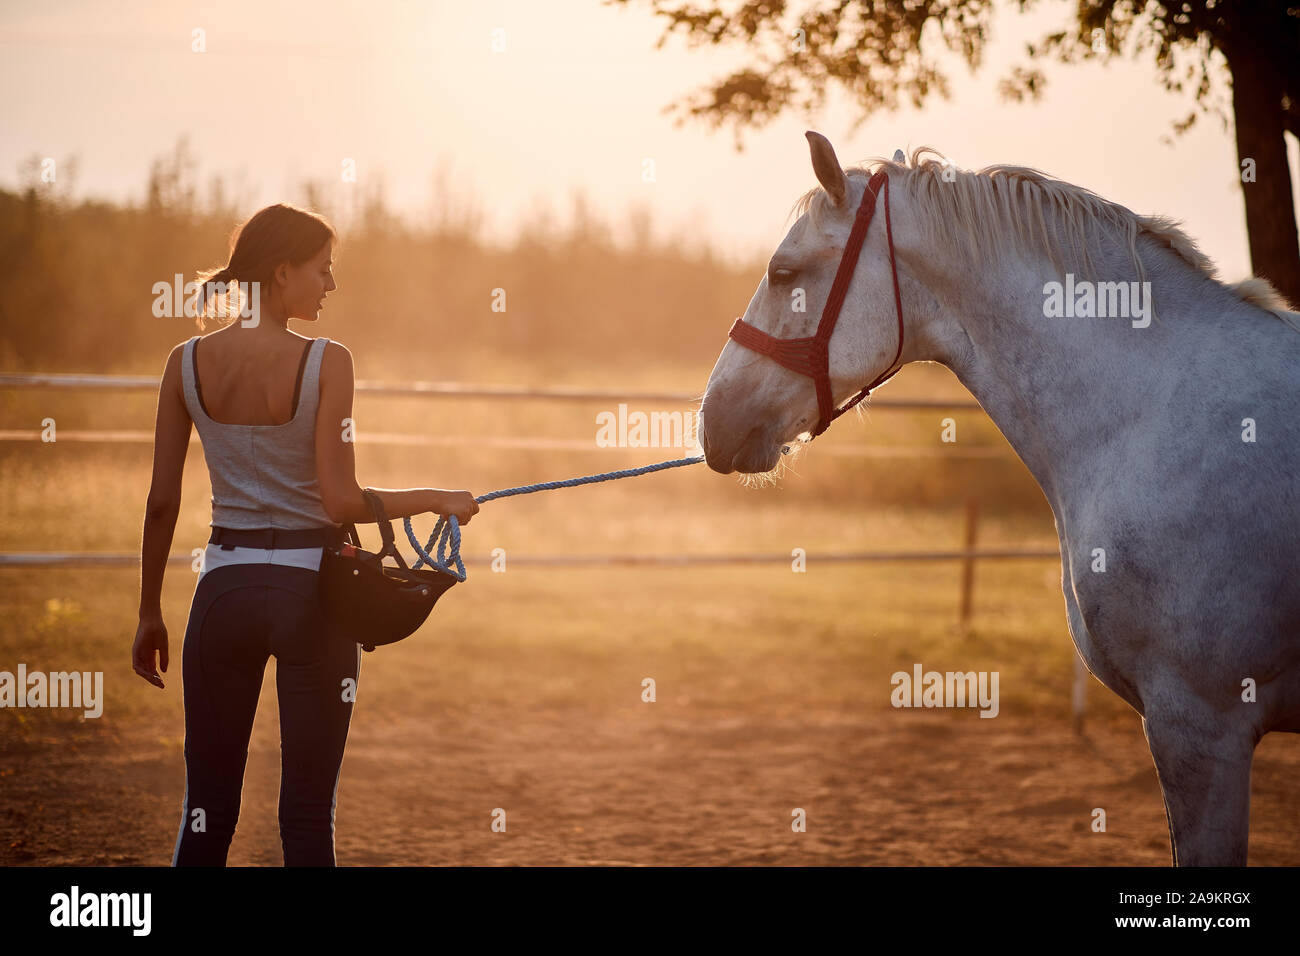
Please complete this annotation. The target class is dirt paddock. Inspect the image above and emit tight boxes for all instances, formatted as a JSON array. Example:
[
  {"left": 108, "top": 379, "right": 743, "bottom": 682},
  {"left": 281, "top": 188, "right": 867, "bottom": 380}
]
[
  {"left": 2, "top": 438, "right": 1296, "bottom": 866},
  {"left": 5, "top": 698, "right": 1298, "bottom": 866}
]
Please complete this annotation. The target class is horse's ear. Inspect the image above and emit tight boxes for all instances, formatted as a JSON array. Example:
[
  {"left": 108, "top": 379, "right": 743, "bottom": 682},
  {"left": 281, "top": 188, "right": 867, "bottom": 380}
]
[{"left": 805, "top": 131, "right": 847, "bottom": 207}]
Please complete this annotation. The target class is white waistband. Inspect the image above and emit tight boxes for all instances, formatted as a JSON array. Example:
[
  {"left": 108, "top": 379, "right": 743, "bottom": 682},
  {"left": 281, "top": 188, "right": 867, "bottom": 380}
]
[{"left": 198, "top": 542, "right": 323, "bottom": 580}]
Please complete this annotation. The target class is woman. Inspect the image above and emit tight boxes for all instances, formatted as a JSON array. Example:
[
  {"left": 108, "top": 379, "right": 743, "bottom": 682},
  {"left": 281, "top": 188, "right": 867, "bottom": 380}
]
[{"left": 131, "top": 203, "right": 479, "bottom": 866}]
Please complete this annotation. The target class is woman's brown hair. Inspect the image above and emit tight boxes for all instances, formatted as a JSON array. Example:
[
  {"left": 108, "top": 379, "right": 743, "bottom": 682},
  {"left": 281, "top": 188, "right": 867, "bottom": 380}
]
[{"left": 193, "top": 203, "right": 336, "bottom": 331}]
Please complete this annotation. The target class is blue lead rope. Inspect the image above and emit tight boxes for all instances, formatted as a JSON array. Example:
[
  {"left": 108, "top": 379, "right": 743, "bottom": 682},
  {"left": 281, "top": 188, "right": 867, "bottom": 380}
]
[{"left": 402, "top": 454, "right": 707, "bottom": 581}]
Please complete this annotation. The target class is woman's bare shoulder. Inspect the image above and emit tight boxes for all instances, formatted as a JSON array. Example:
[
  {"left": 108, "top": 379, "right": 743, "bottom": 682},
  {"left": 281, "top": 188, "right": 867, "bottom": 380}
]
[
  {"left": 318, "top": 339, "right": 354, "bottom": 383},
  {"left": 321, "top": 338, "right": 351, "bottom": 361}
]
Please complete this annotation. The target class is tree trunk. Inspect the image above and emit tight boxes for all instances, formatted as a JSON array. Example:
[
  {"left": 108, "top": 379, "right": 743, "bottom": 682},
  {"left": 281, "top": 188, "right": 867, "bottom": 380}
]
[{"left": 1224, "top": 18, "right": 1300, "bottom": 307}]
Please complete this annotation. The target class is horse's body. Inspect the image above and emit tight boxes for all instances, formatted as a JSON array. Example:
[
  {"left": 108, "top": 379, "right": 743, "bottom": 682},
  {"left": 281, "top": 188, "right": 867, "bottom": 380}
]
[{"left": 699, "top": 134, "right": 1300, "bottom": 865}]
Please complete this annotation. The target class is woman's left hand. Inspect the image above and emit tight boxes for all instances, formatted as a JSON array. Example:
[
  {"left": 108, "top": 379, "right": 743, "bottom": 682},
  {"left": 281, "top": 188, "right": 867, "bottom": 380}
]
[{"left": 132, "top": 614, "right": 169, "bottom": 689}]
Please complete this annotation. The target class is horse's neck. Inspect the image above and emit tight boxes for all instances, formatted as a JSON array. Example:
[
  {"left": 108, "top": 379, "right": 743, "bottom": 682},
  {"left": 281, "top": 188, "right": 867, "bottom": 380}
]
[{"left": 917, "top": 240, "right": 1228, "bottom": 511}]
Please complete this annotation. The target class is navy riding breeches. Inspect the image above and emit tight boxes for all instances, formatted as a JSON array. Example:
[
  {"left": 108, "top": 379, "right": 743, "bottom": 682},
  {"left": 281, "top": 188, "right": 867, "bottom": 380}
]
[{"left": 171, "top": 563, "right": 360, "bottom": 866}]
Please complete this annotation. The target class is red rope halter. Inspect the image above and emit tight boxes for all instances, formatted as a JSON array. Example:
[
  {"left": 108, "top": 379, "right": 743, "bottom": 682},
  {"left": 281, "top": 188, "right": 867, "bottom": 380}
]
[{"left": 727, "top": 167, "right": 905, "bottom": 440}]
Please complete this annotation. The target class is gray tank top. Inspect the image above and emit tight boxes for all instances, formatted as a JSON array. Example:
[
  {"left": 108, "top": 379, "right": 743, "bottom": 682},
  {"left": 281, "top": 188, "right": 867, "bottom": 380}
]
[{"left": 181, "top": 334, "right": 335, "bottom": 530}]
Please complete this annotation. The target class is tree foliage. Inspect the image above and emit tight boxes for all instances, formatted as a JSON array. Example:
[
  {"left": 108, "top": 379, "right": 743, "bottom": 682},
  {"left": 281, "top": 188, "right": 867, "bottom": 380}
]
[{"left": 614, "top": 0, "right": 1297, "bottom": 150}]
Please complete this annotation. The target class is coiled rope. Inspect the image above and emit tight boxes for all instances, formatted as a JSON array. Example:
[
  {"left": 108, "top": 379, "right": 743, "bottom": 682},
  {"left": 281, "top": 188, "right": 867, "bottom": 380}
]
[{"left": 402, "top": 454, "right": 707, "bottom": 581}]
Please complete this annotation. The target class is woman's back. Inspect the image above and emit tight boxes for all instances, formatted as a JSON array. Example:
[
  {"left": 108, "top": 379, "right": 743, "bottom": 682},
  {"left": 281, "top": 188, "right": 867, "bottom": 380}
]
[
  {"left": 181, "top": 328, "right": 336, "bottom": 532},
  {"left": 189, "top": 328, "right": 318, "bottom": 426}
]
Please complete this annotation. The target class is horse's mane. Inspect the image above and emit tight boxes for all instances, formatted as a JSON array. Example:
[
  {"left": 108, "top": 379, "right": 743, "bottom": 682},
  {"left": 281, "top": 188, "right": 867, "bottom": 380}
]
[{"left": 791, "top": 146, "right": 1299, "bottom": 329}]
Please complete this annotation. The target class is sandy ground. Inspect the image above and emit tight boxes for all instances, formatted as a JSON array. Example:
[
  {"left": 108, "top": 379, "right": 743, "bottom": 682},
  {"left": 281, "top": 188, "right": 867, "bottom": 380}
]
[{"left": 4, "top": 701, "right": 1298, "bottom": 866}]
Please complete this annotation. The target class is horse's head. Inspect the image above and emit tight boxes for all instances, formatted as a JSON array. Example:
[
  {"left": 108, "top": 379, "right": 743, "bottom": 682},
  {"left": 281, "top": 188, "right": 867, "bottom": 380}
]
[{"left": 699, "top": 132, "right": 918, "bottom": 476}]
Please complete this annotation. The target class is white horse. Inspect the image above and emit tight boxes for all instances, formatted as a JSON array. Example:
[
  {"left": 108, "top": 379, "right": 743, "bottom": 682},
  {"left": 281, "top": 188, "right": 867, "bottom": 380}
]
[{"left": 699, "top": 132, "right": 1300, "bottom": 866}]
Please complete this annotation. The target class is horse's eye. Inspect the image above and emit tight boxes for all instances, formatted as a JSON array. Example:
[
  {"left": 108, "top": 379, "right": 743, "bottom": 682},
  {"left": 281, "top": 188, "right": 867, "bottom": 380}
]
[{"left": 769, "top": 266, "right": 798, "bottom": 284}]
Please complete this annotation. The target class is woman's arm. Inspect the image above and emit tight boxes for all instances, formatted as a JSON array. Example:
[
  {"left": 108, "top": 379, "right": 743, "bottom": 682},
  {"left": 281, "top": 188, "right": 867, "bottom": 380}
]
[
  {"left": 140, "top": 345, "right": 191, "bottom": 617},
  {"left": 315, "top": 341, "right": 476, "bottom": 524},
  {"left": 133, "top": 345, "right": 190, "bottom": 688}
]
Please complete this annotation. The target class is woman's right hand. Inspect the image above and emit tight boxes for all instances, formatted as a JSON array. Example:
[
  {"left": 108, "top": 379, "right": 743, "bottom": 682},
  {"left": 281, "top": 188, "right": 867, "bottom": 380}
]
[
  {"left": 438, "top": 490, "right": 480, "bottom": 526},
  {"left": 132, "top": 614, "right": 168, "bottom": 689}
]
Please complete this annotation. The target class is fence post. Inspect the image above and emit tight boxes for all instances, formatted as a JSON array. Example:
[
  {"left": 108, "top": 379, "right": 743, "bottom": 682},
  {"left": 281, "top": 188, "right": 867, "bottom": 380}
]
[
  {"left": 959, "top": 497, "right": 978, "bottom": 632},
  {"left": 1072, "top": 654, "right": 1087, "bottom": 734}
]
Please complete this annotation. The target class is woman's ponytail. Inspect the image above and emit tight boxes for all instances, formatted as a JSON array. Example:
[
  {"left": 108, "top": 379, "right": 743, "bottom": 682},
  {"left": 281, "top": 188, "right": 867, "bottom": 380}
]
[{"left": 193, "top": 265, "right": 236, "bottom": 332}]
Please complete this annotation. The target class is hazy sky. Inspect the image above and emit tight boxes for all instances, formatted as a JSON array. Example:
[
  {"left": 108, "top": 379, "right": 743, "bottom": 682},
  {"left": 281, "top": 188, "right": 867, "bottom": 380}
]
[{"left": 2, "top": 0, "right": 1296, "bottom": 276}]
